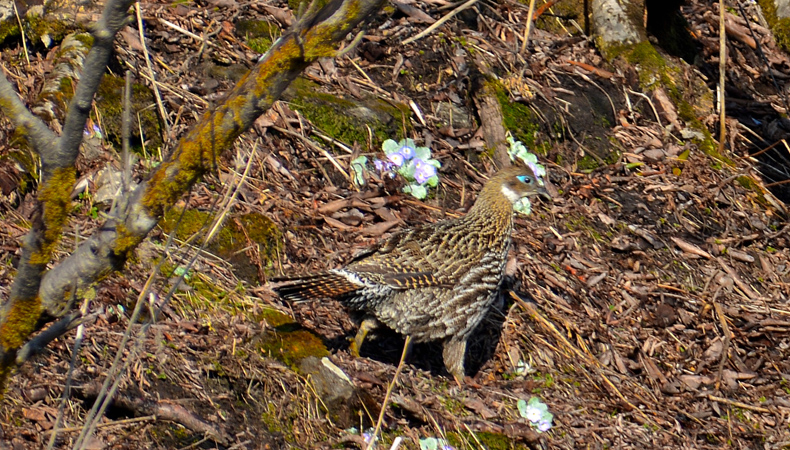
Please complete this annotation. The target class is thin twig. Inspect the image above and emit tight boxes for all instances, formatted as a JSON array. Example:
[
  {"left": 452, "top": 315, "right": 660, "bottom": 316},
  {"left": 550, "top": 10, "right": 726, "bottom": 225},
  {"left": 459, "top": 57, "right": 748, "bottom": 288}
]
[
  {"left": 707, "top": 395, "right": 771, "bottom": 413},
  {"left": 136, "top": 3, "right": 171, "bottom": 137},
  {"left": 718, "top": 1, "right": 726, "bottom": 154},
  {"left": 402, "top": 0, "right": 479, "bottom": 45},
  {"left": 364, "top": 335, "right": 413, "bottom": 450},
  {"left": 626, "top": 89, "right": 662, "bottom": 128},
  {"left": 159, "top": 18, "right": 222, "bottom": 49},
  {"left": 11, "top": 1, "right": 30, "bottom": 66},
  {"left": 519, "top": 0, "right": 537, "bottom": 54}
]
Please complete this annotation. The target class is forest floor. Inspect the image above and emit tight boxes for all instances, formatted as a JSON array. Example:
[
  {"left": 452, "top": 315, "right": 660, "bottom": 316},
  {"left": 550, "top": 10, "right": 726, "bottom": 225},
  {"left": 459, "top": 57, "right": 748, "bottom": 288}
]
[{"left": 1, "top": 0, "right": 790, "bottom": 449}]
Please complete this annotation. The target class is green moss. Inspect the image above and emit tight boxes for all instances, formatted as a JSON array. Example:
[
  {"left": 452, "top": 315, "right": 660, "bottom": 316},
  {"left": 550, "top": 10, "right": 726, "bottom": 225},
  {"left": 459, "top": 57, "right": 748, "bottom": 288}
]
[
  {"left": 576, "top": 154, "right": 600, "bottom": 171},
  {"left": 288, "top": 0, "right": 329, "bottom": 13},
  {"left": 0, "top": 294, "right": 42, "bottom": 351},
  {"left": 255, "top": 307, "right": 294, "bottom": 328},
  {"left": 71, "top": 33, "right": 94, "bottom": 47},
  {"left": 24, "top": 11, "right": 72, "bottom": 47},
  {"left": 96, "top": 75, "right": 163, "bottom": 153},
  {"left": 159, "top": 208, "right": 282, "bottom": 283},
  {"left": 236, "top": 19, "right": 281, "bottom": 54},
  {"left": 440, "top": 395, "right": 466, "bottom": 415},
  {"left": 33, "top": 167, "right": 76, "bottom": 265},
  {"left": 531, "top": 0, "right": 583, "bottom": 36},
  {"left": 758, "top": 0, "right": 790, "bottom": 53},
  {"left": 285, "top": 77, "right": 408, "bottom": 147},
  {"left": 492, "top": 81, "right": 551, "bottom": 155},
  {"left": 447, "top": 431, "right": 523, "bottom": 450},
  {"left": 248, "top": 37, "right": 273, "bottom": 54},
  {"left": 256, "top": 326, "right": 329, "bottom": 368},
  {"left": 0, "top": 22, "right": 21, "bottom": 46}
]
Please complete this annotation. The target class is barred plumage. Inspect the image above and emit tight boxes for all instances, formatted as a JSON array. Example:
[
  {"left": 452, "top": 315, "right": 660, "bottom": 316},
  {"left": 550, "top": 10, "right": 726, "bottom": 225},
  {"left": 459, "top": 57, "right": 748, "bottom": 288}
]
[{"left": 272, "top": 161, "right": 549, "bottom": 383}]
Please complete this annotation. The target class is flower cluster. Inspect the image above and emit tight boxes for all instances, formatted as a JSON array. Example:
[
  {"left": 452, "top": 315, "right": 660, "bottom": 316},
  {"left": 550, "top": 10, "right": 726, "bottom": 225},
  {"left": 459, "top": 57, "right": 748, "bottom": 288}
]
[
  {"left": 419, "top": 437, "right": 455, "bottom": 450},
  {"left": 507, "top": 135, "right": 547, "bottom": 215},
  {"left": 517, "top": 397, "right": 553, "bottom": 432},
  {"left": 348, "top": 139, "right": 440, "bottom": 200}
]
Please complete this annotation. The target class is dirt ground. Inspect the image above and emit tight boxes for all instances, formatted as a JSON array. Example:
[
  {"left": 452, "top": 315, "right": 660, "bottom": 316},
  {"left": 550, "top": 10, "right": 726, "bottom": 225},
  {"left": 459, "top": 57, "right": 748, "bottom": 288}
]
[{"left": 1, "top": 0, "right": 790, "bottom": 449}]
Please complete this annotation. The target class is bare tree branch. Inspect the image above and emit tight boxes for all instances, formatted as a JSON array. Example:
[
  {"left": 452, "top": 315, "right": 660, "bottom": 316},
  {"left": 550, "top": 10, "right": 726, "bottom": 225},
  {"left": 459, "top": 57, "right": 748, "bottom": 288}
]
[{"left": 0, "top": 73, "right": 58, "bottom": 152}]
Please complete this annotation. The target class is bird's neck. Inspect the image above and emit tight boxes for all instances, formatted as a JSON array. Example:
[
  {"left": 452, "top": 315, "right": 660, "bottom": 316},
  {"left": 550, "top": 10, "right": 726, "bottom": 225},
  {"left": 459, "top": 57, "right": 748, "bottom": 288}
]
[{"left": 464, "top": 183, "right": 515, "bottom": 232}]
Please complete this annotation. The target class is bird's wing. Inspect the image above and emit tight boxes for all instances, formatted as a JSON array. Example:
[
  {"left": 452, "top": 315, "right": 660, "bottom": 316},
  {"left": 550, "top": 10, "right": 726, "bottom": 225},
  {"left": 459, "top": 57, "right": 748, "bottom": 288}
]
[{"left": 348, "top": 227, "right": 458, "bottom": 289}]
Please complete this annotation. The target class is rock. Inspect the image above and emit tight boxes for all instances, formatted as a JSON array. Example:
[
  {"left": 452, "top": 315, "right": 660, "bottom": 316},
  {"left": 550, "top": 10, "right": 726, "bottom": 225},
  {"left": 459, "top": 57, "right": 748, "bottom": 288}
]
[
  {"left": 298, "top": 356, "right": 368, "bottom": 427},
  {"left": 93, "top": 166, "right": 123, "bottom": 206},
  {"left": 435, "top": 102, "right": 474, "bottom": 129}
]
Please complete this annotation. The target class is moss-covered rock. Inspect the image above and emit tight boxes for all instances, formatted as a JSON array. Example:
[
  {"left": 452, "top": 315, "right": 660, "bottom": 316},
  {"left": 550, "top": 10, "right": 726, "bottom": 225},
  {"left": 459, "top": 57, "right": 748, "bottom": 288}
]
[
  {"left": 606, "top": 41, "right": 721, "bottom": 161},
  {"left": 95, "top": 75, "right": 163, "bottom": 153},
  {"left": 256, "top": 326, "right": 329, "bottom": 367},
  {"left": 447, "top": 431, "right": 527, "bottom": 449},
  {"left": 283, "top": 77, "right": 409, "bottom": 148},
  {"left": 159, "top": 208, "right": 282, "bottom": 285}
]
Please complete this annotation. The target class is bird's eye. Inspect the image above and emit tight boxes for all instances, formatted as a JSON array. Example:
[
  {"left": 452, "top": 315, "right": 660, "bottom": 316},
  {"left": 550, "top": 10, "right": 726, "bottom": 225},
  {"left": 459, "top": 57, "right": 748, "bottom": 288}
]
[{"left": 517, "top": 175, "right": 533, "bottom": 184}]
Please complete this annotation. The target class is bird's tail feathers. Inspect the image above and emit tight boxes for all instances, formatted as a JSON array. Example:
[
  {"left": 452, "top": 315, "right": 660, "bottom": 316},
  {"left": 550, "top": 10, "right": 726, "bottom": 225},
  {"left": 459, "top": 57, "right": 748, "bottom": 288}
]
[{"left": 271, "top": 271, "right": 362, "bottom": 302}]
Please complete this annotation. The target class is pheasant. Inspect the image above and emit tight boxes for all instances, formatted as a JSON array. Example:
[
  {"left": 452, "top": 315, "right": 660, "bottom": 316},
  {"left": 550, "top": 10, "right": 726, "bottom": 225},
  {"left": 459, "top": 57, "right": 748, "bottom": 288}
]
[{"left": 273, "top": 161, "right": 549, "bottom": 383}]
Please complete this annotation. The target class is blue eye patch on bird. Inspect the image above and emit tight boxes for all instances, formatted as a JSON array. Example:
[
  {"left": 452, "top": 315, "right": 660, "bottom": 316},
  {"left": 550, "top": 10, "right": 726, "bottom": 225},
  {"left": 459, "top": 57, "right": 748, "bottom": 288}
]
[{"left": 517, "top": 175, "right": 533, "bottom": 184}]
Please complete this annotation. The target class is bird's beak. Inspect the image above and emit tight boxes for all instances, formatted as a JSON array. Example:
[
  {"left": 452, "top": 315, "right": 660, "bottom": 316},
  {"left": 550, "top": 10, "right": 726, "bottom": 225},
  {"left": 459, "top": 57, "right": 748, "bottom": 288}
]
[{"left": 536, "top": 185, "right": 552, "bottom": 201}]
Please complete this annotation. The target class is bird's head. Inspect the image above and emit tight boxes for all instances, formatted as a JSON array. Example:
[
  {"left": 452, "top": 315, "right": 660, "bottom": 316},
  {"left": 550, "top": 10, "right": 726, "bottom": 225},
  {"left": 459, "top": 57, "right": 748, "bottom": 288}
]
[{"left": 494, "top": 160, "right": 551, "bottom": 204}]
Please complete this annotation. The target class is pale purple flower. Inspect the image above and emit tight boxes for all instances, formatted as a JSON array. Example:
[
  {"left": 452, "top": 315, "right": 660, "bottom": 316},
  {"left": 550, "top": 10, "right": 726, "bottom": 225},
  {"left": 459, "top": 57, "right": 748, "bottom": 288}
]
[
  {"left": 537, "top": 419, "right": 552, "bottom": 432},
  {"left": 374, "top": 159, "right": 390, "bottom": 172},
  {"left": 413, "top": 159, "right": 436, "bottom": 184},
  {"left": 388, "top": 152, "right": 405, "bottom": 167},
  {"left": 526, "top": 160, "right": 545, "bottom": 181},
  {"left": 399, "top": 144, "right": 416, "bottom": 160}
]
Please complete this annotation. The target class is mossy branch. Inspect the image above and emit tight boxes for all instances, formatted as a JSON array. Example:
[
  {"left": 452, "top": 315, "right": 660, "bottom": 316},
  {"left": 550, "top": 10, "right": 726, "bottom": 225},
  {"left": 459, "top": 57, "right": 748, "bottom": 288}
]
[
  {"left": 0, "top": 0, "right": 137, "bottom": 395},
  {"left": 21, "top": 0, "right": 381, "bottom": 380}
]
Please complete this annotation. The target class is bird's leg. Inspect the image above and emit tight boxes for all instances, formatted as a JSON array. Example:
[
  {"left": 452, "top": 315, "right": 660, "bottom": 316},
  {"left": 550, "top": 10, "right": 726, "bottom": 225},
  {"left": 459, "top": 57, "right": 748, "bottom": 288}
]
[
  {"left": 349, "top": 316, "right": 378, "bottom": 357},
  {"left": 442, "top": 337, "right": 467, "bottom": 386}
]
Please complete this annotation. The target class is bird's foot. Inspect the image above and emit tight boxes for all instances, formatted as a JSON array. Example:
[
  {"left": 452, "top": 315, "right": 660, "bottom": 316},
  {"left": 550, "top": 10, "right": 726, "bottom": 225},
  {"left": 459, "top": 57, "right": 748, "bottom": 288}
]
[
  {"left": 349, "top": 317, "right": 377, "bottom": 357},
  {"left": 348, "top": 335, "right": 363, "bottom": 357}
]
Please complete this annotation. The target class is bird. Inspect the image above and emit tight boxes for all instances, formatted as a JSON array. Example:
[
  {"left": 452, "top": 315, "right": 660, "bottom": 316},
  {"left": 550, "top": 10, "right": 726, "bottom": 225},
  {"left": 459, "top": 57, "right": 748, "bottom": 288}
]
[{"left": 272, "top": 160, "right": 549, "bottom": 384}]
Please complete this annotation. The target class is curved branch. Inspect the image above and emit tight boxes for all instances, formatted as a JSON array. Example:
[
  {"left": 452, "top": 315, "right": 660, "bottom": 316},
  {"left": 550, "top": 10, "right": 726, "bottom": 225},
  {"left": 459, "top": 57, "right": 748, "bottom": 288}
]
[
  {"left": 0, "top": 71, "right": 58, "bottom": 153},
  {"left": 37, "top": 0, "right": 385, "bottom": 334},
  {"left": 0, "top": 0, "right": 140, "bottom": 394}
]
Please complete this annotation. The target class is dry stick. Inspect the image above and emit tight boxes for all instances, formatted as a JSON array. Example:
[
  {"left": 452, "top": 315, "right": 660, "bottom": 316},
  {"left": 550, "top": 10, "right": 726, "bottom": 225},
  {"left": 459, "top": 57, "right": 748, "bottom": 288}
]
[
  {"left": 135, "top": 2, "right": 171, "bottom": 137},
  {"left": 160, "top": 18, "right": 222, "bottom": 49},
  {"left": 402, "top": 0, "right": 479, "bottom": 45},
  {"left": 122, "top": 71, "right": 132, "bottom": 193},
  {"left": 364, "top": 335, "right": 413, "bottom": 450},
  {"left": 712, "top": 288, "right": 731, "bottom": 391},
  {"left": 519, "top": 0, "right": 537, "bottom": 55},
  {"left": 718, "top": 0, "right": 727, "bottom": 154},
  {"left": 626, "top": 89, "right": 662, "bottom": 128},
  {"left": 707, "top": 395, "right": 771, "bottom": 414},
  {"left": 11, "top": 1, "right": 30, "bottom": 66}
]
